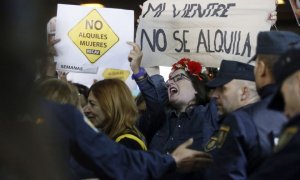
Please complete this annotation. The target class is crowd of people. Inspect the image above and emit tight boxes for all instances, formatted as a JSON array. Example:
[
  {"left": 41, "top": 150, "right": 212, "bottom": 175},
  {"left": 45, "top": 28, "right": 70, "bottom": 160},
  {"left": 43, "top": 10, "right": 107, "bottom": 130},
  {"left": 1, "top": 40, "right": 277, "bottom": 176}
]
[{"left": 2, "top": 0, "right": 300, "bottom": 179}]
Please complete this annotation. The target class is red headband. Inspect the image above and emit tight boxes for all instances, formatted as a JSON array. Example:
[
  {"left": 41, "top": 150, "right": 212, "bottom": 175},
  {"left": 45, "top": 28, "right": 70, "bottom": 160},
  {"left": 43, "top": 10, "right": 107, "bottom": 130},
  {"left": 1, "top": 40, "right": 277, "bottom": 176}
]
[{"left": 171, "top": 58, "right": 203, "bottom": 80}]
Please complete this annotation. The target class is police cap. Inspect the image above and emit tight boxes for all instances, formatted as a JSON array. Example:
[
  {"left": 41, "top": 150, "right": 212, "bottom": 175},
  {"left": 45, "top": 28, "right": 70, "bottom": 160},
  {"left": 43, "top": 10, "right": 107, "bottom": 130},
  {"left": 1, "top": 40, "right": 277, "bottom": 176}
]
[
  {"left": 206, "top": 60, "right": 255, "bottom": 88},
  {"left": 249, "top": 31, "right": 300, "bottom": 62}
]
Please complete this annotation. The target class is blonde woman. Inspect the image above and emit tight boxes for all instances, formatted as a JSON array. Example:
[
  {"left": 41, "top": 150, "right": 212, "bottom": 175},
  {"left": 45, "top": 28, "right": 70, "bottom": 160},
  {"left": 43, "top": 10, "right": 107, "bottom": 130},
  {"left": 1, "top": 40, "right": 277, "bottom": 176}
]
[{"left": 84, "top": 79, "right": 147, "bottom": 151}]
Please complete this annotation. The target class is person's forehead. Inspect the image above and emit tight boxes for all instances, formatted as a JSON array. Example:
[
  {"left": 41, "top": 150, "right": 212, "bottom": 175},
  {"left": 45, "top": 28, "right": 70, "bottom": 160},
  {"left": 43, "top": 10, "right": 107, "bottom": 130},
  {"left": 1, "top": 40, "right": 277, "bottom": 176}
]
[
  {"left": 219, "top": 80, "right": 235, "bottom": 90},
  {"left": 169, "top": 69, "right": 186, "bottom": 77},
  {"left": 88, "top": 91, "right": 97, "bottom": 99}
]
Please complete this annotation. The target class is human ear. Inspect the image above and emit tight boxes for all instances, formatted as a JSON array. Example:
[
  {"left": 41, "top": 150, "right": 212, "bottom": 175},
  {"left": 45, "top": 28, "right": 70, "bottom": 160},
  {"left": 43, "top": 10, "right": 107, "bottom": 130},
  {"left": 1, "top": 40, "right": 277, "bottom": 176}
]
[
  {"left": 256, "top": 60, "right": 267, "bottom": 77},
  {"left": 240, "top": 86, "right": 248, "bottom": 101}
]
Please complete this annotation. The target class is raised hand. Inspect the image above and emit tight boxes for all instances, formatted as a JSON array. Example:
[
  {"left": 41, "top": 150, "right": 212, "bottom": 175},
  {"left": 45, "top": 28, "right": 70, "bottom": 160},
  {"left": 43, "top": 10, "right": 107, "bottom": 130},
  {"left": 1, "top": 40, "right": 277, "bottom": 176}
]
[
  {"left": 268, "top": 10, "right": 277, "bottom": 26},
  {"left": 127, "top": 42, "right": 143, "bottom": 74},
  {"left": 57, "top": 71, "right": 69, "bottom": 82},
  {"left": 48, "top": 38, "right": 61, "bottom": 57}
]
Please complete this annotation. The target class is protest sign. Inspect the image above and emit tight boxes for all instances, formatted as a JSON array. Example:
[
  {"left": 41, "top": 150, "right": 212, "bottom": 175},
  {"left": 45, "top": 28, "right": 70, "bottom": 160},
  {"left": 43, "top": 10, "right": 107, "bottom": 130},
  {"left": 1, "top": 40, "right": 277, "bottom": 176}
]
[
  {"left": 55, "top": 4, "right": 138, "bottom": 93},
  {"left": 136, "top": 0, "right": 276, "bottom": 67}
]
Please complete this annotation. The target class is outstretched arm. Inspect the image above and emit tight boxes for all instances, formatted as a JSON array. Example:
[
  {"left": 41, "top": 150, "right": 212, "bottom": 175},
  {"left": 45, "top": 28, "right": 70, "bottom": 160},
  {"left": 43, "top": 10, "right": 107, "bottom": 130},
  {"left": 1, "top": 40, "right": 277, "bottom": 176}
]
[
  {"left": 47, "top": 102, "right": 212, "bottom": 179},
  {"left": 127, "top": 42, "right": 168, "bottom": 140}
]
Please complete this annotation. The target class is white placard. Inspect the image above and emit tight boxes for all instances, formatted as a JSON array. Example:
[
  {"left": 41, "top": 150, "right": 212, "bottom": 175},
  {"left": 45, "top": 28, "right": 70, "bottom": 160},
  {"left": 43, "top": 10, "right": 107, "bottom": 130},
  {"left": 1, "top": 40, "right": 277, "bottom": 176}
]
[
  {"left": 136, "top": 0, "right": 276, "bottom": 67},
  {"left": 55, "top": 4, "right": 138, "bottom": 94}
]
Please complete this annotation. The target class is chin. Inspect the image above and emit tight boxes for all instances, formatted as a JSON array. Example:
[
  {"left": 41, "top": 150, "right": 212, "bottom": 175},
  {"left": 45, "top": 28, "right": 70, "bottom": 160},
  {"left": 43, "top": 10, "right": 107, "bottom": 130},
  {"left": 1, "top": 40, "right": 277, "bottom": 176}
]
[
  {"left": 169, "top": 96, "right": 181, "bottom": 104},
  {"left": 88, "top": 118, "right": 98, "bottom": 126}
]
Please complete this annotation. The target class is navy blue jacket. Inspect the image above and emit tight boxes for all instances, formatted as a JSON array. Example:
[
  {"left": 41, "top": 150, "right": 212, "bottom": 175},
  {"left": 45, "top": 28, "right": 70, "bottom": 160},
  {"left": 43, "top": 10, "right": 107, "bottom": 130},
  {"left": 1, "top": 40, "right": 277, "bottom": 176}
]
[
  {"left": 249, "top": 113, "right": 300, "bottom": 180},
  {"left": 136, "top": 74, "right": 218, "bottom": 153},
  {"left": 136, "top": 74, "right": 218, "bottom": 179},
  {"left": 41, "top": 100, "right": 176, "bottom": 180},
  {"left": 204, "top": 84, "right": 286, "bottom": 180}
]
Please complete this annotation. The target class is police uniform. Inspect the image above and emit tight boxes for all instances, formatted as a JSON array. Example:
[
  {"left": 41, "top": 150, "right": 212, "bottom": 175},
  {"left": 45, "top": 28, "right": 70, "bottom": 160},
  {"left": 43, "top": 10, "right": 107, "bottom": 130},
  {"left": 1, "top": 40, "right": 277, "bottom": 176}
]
[
  {"left": 250, "top": 44, "right": 300, "bottom": 179},
  {"left": 249, "top": 114, "right": 300, "bottom": 180},
  {"left": 204, "top": 90, "right": 286, "bottom": 179},
  {"left": 205, "top": 60, "right": 286, "bottom": 180}
]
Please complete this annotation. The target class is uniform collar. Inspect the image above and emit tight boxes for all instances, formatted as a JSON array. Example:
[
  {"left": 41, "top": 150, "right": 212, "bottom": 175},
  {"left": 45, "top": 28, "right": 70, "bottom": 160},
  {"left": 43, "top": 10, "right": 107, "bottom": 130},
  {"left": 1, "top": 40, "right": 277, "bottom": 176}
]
[
  {"left": 257, "top": 84, "right": 278, "bottom": 99},
  {"left": 286, "top": 113, "right": 300, "bottom": 127}
]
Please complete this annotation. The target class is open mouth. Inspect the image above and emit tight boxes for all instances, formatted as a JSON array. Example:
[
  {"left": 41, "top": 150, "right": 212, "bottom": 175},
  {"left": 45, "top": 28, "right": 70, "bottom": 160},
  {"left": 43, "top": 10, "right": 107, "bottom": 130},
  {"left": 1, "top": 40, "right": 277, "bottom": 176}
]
[{"left": 169, "top": 86, "right": 178, "bottom": 96}]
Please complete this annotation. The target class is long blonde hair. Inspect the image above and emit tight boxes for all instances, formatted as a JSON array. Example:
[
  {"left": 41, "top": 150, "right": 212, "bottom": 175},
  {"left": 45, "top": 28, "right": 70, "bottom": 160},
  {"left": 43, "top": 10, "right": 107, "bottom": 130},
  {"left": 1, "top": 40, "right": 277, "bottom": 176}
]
[{"left": 89, "top": 79, "right": 139, "bottom": 139}]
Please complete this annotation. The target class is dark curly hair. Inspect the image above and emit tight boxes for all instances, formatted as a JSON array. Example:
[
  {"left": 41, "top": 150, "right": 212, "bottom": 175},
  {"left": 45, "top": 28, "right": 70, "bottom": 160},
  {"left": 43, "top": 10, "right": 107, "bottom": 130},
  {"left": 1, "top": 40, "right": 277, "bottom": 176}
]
[{"left": 188, "top": 73, "right": 210, "bottom": 105}]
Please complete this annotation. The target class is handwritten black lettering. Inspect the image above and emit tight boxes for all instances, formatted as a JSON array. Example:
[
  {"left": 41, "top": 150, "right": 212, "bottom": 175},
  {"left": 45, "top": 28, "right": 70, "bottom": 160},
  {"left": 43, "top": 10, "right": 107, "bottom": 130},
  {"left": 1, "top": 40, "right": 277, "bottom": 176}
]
[
  {"left": 141, "top": 29, "right": 167, "bottom": 52},
  {"left": 173, "top": 30, "right": 183, "bottom": 52},
  {"left": 214, "top": 30, "right": 223, "bottom": 52},
  {"left": 235, "top": 31, "right": 241, "bottom": 55},
  {"left": 224, "top": 31, "right": 233, "bottom": 53},
  {"left": 185, "top": 4, "right": 198, "bottom": 18},
  {"left": 241, "top": 33, "right": 251, "bottom": 57},
  {"left": 173, "top": 30, "right": 190, "bottom": 52},
  {"left": 196, "top": 29, "right": 251, "bottom": 57},
  {"left": 156, "top": 29, "right": 167, "bottom": 51},
  {"left": 231, "top": 31, "right": 237, "bottom": 54},
  {"left": 211, "top": 4, "right": 226, "bottom": 17},
  {"left": 220, "top": 3, "right": 236, "bottom": 17},
  {"left": 205, "top": 3, "right": 218, "bottom": 17},
  {"left": 171, "top": 3, "right": 236, "bottom": 18},
  {"left": 206, "top": 30, "right": 214, "bottom": 52},
  {"left": 197, "top": 30, "right": 209, "bottom": 52},
  {"left": 143, "top": 3, "right": 166, "bottom": 18},
  {"left": 141, "top": 29, "right": 155, "bottom": 51}
]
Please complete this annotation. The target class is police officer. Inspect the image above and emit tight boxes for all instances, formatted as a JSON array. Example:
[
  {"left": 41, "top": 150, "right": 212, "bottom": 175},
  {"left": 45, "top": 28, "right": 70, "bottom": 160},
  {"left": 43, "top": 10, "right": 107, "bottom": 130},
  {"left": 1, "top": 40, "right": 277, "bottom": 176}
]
[
  {"left": 203, "top": 31, "right": 300, "bottom": 180},
  {"left": 249, "top": 41, "right": 300, "bottom": 180},
  {"left": 204, "top": 60, "right": 260, "bottom": 179},
  {"left": 251, "top": 30, "right": 300, "bottom": 158}
]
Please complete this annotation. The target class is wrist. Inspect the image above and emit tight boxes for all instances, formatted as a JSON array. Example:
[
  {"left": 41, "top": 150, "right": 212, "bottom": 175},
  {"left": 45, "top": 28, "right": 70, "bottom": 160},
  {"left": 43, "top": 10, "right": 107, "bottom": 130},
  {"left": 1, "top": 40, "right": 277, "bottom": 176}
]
[
  {"left": 132, "top": 68, "right": 140, "bottom": 74},
  {"left": 132, "top": 67, "right": 146, "bottom": 80}
]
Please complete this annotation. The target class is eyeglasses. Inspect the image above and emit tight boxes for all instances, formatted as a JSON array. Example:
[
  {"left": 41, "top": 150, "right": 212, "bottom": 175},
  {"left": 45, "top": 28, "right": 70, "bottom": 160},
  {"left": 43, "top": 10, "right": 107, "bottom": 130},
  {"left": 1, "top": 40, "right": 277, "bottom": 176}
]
[{"left": 165, "top": 73, "right": 190, "bottom": 87}]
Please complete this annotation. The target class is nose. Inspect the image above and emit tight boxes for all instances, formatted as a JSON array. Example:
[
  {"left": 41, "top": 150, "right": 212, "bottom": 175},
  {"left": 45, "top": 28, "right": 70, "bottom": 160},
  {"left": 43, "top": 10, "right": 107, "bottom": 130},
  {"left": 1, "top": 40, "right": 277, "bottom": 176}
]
[
  {"left": 211, "top": 89, "right": 219, "bottom": 98},
  {"left": 165, "top": 79, "right": 175, "bottom": 88},
  {"left": 83, "top": 104, "right": 91, "bottom": 113}
]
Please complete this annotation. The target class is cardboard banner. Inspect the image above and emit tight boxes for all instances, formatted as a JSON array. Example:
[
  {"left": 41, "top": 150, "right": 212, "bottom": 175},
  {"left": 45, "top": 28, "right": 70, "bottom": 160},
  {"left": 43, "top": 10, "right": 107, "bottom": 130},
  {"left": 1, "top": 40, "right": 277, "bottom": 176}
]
[
  {"left": 55, "top": 4, "right": 138, "bottom": 93},
  {"left": 136, "top": 0, "right": 276, "bottom": 67}
]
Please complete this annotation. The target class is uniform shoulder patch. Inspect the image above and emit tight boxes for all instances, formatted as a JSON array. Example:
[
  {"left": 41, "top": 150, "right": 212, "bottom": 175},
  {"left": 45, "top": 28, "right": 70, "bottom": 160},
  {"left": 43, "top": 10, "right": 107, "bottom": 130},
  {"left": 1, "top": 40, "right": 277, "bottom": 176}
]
[
  {"left": 216, "top": 125, "right": 230, "bottom": 148},
  {"left": 204, "top": 136, "right": 218, "bottom": 152},
  {"left": 204, "top": 125, "right": 230, "bottom": 152},
  {"left": 275, "top": 126, "right": 298, "bottom": 152}
]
